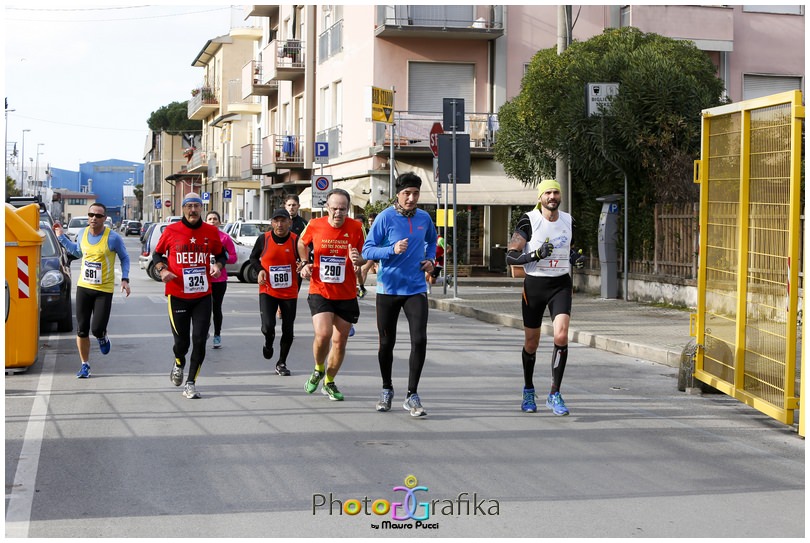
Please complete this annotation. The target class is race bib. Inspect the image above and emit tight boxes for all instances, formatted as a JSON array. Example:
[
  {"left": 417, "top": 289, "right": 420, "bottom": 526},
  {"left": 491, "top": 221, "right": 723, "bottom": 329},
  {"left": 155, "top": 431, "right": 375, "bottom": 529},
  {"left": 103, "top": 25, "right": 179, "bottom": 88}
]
[
  {"left": 81, "top": 261, "right": 103, "bottom": 285},
  {"left": 183, "top": 266, "right": 208, "bottom": 294},
  {"left": 319, "top": 255, "right": 346, "bottom": 284},
  {"left": 269, "top": 264, "right": 293, "bottom": 289}
]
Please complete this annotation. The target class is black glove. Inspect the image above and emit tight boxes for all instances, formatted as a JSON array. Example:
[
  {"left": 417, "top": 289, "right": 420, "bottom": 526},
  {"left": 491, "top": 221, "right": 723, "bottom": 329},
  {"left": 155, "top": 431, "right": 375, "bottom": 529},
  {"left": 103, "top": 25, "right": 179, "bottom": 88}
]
[
  {"left": 571, "top": 250, "right": 585, "bottom": 269},
  {"left": 533, "top": 239, "right": 555, "bottom": 261}
]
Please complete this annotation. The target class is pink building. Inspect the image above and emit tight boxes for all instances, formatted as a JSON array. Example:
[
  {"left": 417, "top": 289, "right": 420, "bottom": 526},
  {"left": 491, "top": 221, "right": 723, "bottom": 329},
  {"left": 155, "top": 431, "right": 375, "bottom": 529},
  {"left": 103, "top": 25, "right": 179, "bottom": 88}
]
[{"left": 225, "top": 5, "right": 804, "bottom": 270}]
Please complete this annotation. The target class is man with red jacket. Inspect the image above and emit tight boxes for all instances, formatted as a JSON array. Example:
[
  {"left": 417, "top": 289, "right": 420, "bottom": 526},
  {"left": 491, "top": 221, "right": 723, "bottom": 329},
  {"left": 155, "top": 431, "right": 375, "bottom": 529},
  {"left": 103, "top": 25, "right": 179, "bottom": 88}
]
[{"left": 153, "top": 193, "right": 227, "bottom": 399}]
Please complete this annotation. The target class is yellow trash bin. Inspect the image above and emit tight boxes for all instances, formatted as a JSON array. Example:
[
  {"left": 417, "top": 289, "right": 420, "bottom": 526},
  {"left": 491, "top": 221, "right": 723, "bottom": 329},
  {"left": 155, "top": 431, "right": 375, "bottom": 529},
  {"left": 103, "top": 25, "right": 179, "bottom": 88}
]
[{"left": 5, "top": 203, "right": 45, "bottom": 370}]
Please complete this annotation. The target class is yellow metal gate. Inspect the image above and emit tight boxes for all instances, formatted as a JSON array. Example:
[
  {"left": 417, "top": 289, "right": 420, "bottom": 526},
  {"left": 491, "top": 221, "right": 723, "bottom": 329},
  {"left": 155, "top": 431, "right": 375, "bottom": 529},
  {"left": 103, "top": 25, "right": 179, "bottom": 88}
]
[{"left": 692, "top": 90, "right": 803, "bottom": 427}]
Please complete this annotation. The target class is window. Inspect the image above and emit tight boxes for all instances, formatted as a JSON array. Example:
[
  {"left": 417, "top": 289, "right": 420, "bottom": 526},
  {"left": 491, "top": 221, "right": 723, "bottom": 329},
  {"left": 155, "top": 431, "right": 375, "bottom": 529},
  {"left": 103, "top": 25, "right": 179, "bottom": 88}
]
[
  {"left": 743, "top": 5, "right": 803, "bottom": 15},
  {"left": 743, "top": 74, "right": 803, "bottom": 100},
  {"left": 408, "top": 62, "right": 474, "bottom": 112}
]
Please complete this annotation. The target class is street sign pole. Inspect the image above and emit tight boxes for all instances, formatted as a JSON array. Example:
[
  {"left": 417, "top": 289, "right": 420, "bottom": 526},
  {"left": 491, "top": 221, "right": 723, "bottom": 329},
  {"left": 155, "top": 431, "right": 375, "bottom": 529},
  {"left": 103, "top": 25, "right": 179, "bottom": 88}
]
[{"left": 451, "top": 99, "right": 459, "bottom": 298}]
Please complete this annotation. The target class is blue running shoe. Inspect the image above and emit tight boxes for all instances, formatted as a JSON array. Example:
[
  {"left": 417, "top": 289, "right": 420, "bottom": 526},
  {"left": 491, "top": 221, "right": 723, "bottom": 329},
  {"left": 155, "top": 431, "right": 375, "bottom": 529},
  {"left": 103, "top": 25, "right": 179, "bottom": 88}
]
[
  {"left": 546, "top": 392, "right": 569, "bottom": 416},
  {"left": 212, "top": 335, "right": 222, "bottom": 349},
  {"left": 348, "top": 325, "right": 355, "bottom": 337},
  {"left": 98, "top": 335, "right": 111, "bottom": 355},
  {"left": 521, "top": 388, "right": 537, "bottom": 413},
  {"left": 76, "top": 363, "right": 91, "bottom": 379}
]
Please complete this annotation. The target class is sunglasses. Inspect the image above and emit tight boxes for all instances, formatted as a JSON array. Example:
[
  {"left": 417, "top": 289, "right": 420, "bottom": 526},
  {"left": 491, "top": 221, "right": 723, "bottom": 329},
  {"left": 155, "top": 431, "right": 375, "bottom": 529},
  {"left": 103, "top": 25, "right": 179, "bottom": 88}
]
[{"left": 87, "top": 212, "right": 106, "bottom": 219}]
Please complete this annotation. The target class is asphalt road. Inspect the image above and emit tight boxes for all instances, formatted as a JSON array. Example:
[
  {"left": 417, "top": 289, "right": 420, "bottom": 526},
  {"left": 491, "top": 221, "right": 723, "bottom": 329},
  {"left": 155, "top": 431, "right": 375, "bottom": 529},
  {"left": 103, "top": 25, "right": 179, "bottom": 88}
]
[{"left": 5, "top": 236, "right": 805, "bottom": 538}]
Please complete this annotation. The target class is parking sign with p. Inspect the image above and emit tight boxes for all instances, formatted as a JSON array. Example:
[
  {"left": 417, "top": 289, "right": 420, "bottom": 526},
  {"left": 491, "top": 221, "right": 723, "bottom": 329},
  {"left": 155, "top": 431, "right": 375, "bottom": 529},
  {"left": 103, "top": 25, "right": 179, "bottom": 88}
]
[{"left": 314, "top": 141, "right": 329, "bottom": 164}]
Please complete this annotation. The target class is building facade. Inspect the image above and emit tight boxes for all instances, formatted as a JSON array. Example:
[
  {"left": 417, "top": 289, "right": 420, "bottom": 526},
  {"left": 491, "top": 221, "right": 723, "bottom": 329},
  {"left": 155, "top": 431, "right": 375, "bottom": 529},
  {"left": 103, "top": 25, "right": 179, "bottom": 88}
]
[{"left": 175, "top": 4, "right": 804, "bottom": 270}]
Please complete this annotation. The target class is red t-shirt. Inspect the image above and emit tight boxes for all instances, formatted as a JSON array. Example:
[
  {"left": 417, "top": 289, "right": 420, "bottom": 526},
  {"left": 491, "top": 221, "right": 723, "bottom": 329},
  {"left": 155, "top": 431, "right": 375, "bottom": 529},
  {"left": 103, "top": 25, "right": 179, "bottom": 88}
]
[
  {"left": 154, "top": 220, "right": 224, "bottom": 299},
  {"left": 299, "top": 216, "right": 365, "bottom": 300},
  {"left": 258, "top": 231, "right": 299, "bottom": 299}
]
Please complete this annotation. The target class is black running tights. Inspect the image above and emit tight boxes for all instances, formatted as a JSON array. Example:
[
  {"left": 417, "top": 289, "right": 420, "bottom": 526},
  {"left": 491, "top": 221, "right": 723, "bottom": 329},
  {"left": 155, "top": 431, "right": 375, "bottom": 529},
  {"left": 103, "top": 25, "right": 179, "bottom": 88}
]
[{"left": 376, "top": 293, "right": 428, "bottom": 395}]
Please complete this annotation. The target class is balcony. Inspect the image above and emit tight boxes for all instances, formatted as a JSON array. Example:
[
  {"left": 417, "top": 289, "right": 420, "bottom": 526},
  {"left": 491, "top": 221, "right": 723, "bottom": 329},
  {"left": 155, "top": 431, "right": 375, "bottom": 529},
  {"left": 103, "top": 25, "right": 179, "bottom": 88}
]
[
  {"left": 240, "top": 143, "right": 262, "bottom": 178},
  {"left": 620, "top": 5, "right": 733, "bottom": 50},
  {"left": 247, "top": 5, "right": 278, "bottom": 18},
  {"left": 375, "top": 5, "right": 504, "bottom": 40},
  {"left": 261, "top": 39, "right": 305, "bottom": 82},
  {"left": 188, "top": 85, "right": 219, "bottom": 120},
  {"left": 186, "top": 149, "right": 208, "bottom": 174},
  {"left": 372, "top": 111, "right": 499, "bottom": 155},
  {"left": 225, "top": 78, "right": 261, "bottom": 115},
  {"left": 241, "top": 60, "right": 280, "bottom": 98},
  {"left": 272, "top": 134, "right": 305, "bottom": 167}
]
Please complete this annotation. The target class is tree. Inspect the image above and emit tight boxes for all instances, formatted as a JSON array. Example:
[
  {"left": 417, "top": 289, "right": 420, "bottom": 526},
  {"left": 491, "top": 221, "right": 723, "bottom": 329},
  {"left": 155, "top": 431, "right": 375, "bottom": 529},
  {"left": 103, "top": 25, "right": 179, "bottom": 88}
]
[
  {"left": 495, "top": 27, "right": 726, "bottom": 259},
  {"left": 134, "top": 184, "right": 144, "bottom": 218},
  {"left": 6, "top": 175, "right": 21, "bottom": 196},
  {"left": 147, "top": 101, "right": 201, "bottom": 134}
]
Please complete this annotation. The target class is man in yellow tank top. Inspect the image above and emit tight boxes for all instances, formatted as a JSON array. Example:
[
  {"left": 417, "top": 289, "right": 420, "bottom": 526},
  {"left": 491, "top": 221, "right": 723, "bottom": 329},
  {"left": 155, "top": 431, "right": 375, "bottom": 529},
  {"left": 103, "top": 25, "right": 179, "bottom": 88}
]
[{"left": 55, "top": 202, "right": 131, "bottom": 378}]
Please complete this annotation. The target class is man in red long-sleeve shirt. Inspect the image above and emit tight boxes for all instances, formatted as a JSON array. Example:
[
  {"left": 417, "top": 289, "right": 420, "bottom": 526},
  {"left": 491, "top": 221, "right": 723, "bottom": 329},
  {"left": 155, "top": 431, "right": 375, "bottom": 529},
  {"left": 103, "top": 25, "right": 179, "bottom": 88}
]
[{"left": 153, "top": 193, "right": 227, "bottom": 399}]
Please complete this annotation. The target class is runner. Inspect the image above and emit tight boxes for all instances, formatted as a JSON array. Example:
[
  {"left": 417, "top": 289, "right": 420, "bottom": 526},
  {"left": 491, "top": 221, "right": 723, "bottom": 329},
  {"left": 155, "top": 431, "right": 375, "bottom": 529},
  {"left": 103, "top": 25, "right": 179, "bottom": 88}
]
[
  {"left": 249, "top": 208, "right": 300, "bottom": 377},
  {"left": 205, "top": 210, "right": 237, "bottom": 349},
  {"left": 54, "top": 202, "right": 131, "bottom": 378},
  {"left": 362, "top": 173, "right": 436, "bottom": 416},
  {"left": 152, "top": 192, "right": 227, "bottom": 399},
  {"left": 505, "top": 179, "right": 585, "bottom": 415},
  {"left": 297, "top": 188, "right": 366, "bottom": 401}
]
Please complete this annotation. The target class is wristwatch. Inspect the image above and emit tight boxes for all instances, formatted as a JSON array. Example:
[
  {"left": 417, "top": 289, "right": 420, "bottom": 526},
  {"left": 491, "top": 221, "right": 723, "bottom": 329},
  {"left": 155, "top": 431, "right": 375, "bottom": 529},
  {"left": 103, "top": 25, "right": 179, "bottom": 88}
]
[{"left": 155, "top": 263, "right": 167, "bottom": 273}]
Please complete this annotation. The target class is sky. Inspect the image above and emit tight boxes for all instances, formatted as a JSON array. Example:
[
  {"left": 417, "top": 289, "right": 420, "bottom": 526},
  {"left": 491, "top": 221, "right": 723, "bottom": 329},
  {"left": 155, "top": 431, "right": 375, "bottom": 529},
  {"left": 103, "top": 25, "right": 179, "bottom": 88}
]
[{"left": 4, "top": 3, "right": 241, "bottom": 173}]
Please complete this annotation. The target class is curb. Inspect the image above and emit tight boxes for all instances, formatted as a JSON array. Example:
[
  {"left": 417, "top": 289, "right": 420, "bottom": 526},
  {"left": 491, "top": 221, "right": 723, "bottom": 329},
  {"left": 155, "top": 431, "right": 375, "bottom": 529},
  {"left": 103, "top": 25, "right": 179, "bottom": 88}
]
[{"left": 428, "top": 297, "right": 682, "bottom": 368}]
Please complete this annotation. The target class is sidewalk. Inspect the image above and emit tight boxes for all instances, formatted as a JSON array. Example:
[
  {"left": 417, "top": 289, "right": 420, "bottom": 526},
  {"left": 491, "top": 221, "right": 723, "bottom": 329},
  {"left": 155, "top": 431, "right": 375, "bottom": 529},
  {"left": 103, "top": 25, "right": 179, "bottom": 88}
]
[{"left": 424, "top": 277, "right": 693, "bottom": 367}]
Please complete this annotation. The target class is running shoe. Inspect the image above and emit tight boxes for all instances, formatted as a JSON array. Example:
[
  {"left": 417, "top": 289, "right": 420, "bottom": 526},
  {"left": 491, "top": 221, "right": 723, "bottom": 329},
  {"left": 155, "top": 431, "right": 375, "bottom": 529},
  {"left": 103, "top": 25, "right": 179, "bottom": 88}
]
[
  {"left": 275, "top": 363, "right": 291, "bottom": 376},
  {"left": 98, "top": 335, "right": 111, "bottom": 355},
  {"left": 305, "top": 370, "right": 324, "bottom": 394},
  {"left": 262, "top": 345, "right": 274, "bottom": 360},
  {"left": 349, "top": 325, "right": 355, "bottom": 337},
  {"left": 521, "top": 388, "right": 537, "bottom": 413},
  {"left": 170, "top": 364, "right": 184, "bottom": 387},
  {"left": 183, "top": 382, "right": 201, "bottom": 399},
  {"left": 357, "top": 285, "right": 367, "bottom": 298},
  {"left": 212, "top": 335, "right": 222, "bottom": 349},
  {"left": 376, "top": 388, "right": 394, "bottom": 412},
  {"left": 546, "top": 392, "right": 569, "bottom": 416},
  {"left": 403, "top": 393, "right": 426, "bottom": 417},
  {"left": 76, "top": 363, "right": 91, "bottom": 379},
  {"left": 321, "top": 381, "right": 344, "bottom": 401}
]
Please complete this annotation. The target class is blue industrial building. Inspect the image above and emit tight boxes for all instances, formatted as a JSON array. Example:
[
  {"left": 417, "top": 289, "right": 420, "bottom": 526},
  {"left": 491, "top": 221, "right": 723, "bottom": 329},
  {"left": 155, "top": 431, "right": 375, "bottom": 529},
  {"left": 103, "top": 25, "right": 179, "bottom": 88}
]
[{"left": 49, "top": 159, "right": 143, "bottom": 225}]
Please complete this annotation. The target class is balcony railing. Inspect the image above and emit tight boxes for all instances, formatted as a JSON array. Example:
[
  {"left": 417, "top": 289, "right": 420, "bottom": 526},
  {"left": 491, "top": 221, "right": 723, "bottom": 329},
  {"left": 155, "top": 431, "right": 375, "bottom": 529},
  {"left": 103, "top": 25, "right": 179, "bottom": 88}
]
[
  {"left": 241, "top": 60, "right": 280, "bottom": 98},
  {"left": 375, "top": 5, "right": 504, "bottom": 39},
  {"left": 272, "top": 134, "right": 305, "bottom": 165},
  {"left": 188, "top": 84, "right": 219, "bottom": 120},
  {"left": 226, "top": 78, "right": 260, "bottom": 114},
  {"left": 318, "top": 19, "right": 343, "bottom": 64},
  {"left": 373, "top": 111, "right": 499, "bottom": 151},
  {"left": 315, "top": 125, "right": 342, "bottom": 159},
  {"left": 240, "top": 144, "right": 262, "bottom": 178},
  {"left": 188, "top": 149, "right": 208, "bottom": 173}
]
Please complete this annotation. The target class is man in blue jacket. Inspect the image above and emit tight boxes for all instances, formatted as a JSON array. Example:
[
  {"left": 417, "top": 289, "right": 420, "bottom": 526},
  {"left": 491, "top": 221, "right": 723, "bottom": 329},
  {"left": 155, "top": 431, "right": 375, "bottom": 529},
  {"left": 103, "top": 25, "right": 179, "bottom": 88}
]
[{"left": 362, "top": 173, "right": 437, "bottom": 417}]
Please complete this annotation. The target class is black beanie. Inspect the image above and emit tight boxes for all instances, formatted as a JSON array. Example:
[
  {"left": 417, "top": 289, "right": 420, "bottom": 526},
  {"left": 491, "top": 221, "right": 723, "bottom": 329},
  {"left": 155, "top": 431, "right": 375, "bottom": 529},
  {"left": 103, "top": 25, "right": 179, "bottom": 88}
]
[{"left": 395, "top": 172, "right": 422, "bottom": 193}]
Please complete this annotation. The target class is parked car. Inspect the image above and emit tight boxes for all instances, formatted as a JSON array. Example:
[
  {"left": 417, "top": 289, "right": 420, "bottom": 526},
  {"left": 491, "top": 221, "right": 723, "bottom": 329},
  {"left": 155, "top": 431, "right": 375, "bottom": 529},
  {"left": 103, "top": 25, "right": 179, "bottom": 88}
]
[
  {"left": 229, "top": 220, "right": 272, "bottom": 247},
  {"left": 39, "top": 222, "right": 73, "bottom": 332},
  {"left": 125, "top": 220, "right": 142, "bottom": 236},
  {"left": 224, "top": 238, "right": 258, "bottom": 283},
  {"left": 139, "top": 221, "right": 153, "bottom": 242},
  {"left": 119, "top": 220, "right": 130, "bottom": 233},
  {"left": 66, "top": 216, "right": 89, "bottom": 241},
  {"left": 139, "top": 222, "right": 170, "bottom": 281}
]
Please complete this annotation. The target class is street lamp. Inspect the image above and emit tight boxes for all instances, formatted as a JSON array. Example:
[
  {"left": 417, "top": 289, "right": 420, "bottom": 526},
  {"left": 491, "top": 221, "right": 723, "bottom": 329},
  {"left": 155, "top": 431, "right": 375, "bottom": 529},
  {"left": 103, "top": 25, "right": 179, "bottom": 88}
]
[
  {"left": 20, "top": 129, "right": 30, "bottom": 192},
  {"left": 4, "top": 106, "right": 15, "bottom": 172}
]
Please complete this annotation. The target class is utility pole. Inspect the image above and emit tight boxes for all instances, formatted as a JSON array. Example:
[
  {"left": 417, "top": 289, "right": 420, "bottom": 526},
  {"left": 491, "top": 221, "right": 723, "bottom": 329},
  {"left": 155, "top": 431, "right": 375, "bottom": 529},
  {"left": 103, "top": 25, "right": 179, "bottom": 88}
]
[{"left": 556, "top": 5, "right": 572, "bottom": 212}]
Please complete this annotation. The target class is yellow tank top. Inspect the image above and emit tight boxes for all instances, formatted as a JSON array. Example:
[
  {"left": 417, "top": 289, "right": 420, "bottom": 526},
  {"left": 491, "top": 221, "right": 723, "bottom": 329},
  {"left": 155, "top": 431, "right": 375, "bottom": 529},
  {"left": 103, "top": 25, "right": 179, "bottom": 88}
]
[{"left": 77, "top": 227, "right": 116, "bottom": 292}]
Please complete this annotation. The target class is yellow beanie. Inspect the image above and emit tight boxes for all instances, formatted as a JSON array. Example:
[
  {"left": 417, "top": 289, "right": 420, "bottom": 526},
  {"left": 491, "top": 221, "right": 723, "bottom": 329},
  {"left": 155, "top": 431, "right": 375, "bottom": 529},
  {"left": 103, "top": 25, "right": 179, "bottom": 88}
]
[{"left": 537, "top": 179, "right": 561, "bottom": 197}]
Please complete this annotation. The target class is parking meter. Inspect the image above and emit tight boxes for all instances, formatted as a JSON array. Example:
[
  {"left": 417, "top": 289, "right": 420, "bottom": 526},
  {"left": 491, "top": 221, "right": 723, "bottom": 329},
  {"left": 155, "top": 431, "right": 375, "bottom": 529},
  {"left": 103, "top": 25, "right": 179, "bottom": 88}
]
[{"left": 596, "top": 194, "right": 622, "bottom": 299}]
